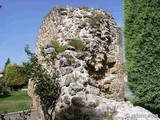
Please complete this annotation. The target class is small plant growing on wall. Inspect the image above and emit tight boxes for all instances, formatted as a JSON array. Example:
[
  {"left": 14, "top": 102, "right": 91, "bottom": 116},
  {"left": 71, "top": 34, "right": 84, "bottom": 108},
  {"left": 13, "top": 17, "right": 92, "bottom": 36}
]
[
  {"left": 89, "top": 13, "right": 105, "bottom": 28},
  {"left": 68, "top": 39, "right": 85, "bottom": 52},
  {"left": 50, "top": 41, "right": 67, "bottom": 60},
  {"left": 51, "top": 51, "right": 57, "bottom": 60},
  {"left": 52, "top": 41, "right": 66, "bottom": 53},
  {"left": 63, "top": 54, "right": 76, "bottom": 64}
]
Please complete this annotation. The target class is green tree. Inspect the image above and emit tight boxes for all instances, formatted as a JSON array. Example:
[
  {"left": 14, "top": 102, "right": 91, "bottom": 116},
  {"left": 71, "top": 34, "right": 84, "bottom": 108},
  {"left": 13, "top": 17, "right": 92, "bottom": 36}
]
[
  {"left": 124, "top": 0, "right": 160, "bottom": 116},
  {"left": 2, "top": 58, "right": 11, "bottom": 75},
  {"left": 20, "top": 62, "right": 32, "bottom": 84},
  {"left": 25, "top": 45, "right": 59, "bottom": 120},
  {"left": 4, "top": 64, "right": 26, "bottom": 90},
  {"left": 4, "top": 58, "right": 11, "bottom": 68}
]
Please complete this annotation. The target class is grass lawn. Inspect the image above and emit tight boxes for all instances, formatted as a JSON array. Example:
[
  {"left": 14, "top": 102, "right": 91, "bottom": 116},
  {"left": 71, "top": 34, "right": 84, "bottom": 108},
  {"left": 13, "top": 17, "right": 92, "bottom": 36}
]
[{"left": 0, "top": 91, "right": 32, "bottom": 114}]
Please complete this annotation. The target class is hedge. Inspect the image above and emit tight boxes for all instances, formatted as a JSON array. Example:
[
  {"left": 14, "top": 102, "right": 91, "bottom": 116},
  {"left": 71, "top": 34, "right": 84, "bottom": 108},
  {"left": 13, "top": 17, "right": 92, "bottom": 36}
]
[{"left": 124, "top": 0, "right": 160, "bottom": 116}]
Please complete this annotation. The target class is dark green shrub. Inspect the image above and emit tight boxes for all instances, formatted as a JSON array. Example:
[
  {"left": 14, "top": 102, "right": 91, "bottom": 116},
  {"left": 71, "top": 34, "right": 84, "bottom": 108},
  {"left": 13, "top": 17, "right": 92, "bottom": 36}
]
[
  {"left": 2, "top": 89, "right": 9, "bottom": 96},
  {"left": 124, "top": 0, "right": 160, "bottom": 116},
  {"left": 4, "top": 64, "right": 26, "bottom": 90},
  {"left": 68, "top": 39, "right": 85, "bottom": 52}
]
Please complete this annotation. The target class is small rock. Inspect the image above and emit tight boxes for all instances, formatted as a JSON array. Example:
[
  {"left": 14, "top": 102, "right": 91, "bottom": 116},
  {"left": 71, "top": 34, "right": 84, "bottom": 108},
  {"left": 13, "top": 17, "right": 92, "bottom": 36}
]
[
  {"left": 83, "top": 34, "right": 89, "bottom": 38},
  {"left": 61, "top": 87, "right": 68, "bottom": 96},
  {"left": 45, "top": 48, "right": 55, "bottom": 54},
  {"left": 104, "top": 76, "right": 116, "bottom": 84},
  {"left": 75, "top": 52, "right": 84, "bottom": 59},
  {"left": 96, "top": 32, "right": 101, "bottom": 37},
  {"left": 59, "top": 103, "right": 65, "bottom": 108},
  {"left": 69, "top": 84, "right": 84, "bottom": 95},
  {"left": 83, "top": 14, "right": 91, "bottom": 18},
  {"left": 56, "top": 54, "right": 62, "bottom": 60},
  {"left": 67, "top": 46, "right": 76, "bottom": 51},
  {"left": 110, "top": 82, "right": 118, "bottom": 90},
  {"left": 101, "top": 36, "right": 106, "bottom": 41},
  {"left": 109, "top": 45, "right": 115, "bottom": 51},
  {"left": 64, "top": 75, "right": 74, "bottom": 87},
  {"left": 107, "top": 56, "right": 116, "bottom": 63},
  {"left": 68, "top": 14, "right": 73, "bottom": 18},
  {"left": 72, "top": 62, "right": 81, "bottom": 68},
  {"left": 85, "top": 94, "right": 98, "bottom": 108},
  {"left": 80, "top": 68, "right": 84, "bottom": 73},
  {"left": 78, "top": 76, "right": 88, "bottom": 87},
  {"left": 71, "top": 95, "right": 86, "bottom": 107},
  {"left": 75, "top": 15, "right": 82, "bottom": 18},
  {"left": 44, "top": 44, "right": 53, "bottom": 49},
  {"left": 110, "top": 68, "right": 118, "bottom": 74},
  {"left": 60, "top": 58, "right": 70, "bottom": 67},
  {"left": 66, "top": 67, "right": 73, "bottom": 74},
  {"left": 61, "top": 68, "right": 66, "bottom": 76},
  {"left": 60, "top": 11, "right": 67, "bottom": 15},
  {"left": 78, "top": 24, "right": 85, "bottom": 29},
  {"left": 56, "top": 70, "right": 60, "bottom": 77},
  {"left": 63, "top": 95, "right": 70, "bottom": 104},
  {"left": 70, "top": 90, "right": 76, "bottom": 96},
  {"left": 82, "top": 62, "right": 88, "bottom": 69},
  {"left": 86, "top": 85, "right": 100, "bottom": 95}
]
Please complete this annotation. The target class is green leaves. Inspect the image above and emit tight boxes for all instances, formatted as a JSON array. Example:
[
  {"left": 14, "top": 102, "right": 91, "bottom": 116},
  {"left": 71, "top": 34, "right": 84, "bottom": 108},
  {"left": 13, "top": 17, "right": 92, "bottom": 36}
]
[
  {"left": 124, "top": 0, "right": 160, "bottom": 115},
  {"left": 25, "top": 45, "right": 59, "bottom": 120},
  {"left": 52, "top": 41, "right": 66, "bottom": 53},
  {"left": 4, "top": 64, "right": 26, "bottom": 89}
]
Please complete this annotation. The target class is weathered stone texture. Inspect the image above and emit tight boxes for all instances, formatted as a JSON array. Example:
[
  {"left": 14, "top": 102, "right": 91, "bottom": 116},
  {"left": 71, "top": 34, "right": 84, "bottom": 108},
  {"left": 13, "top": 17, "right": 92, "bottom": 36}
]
[{"left": 36, "top": 6, "right": 124, "bottom": 100}]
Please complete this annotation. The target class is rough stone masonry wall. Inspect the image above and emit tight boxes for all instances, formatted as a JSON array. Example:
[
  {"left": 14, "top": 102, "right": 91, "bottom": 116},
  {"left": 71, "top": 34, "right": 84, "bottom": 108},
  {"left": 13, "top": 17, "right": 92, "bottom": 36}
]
[
  {"left": 36, "top": 6, "right": 124, "bottom": 100},
  {"left": 29, "top": 6, "right": 159, "bottom": 120}
]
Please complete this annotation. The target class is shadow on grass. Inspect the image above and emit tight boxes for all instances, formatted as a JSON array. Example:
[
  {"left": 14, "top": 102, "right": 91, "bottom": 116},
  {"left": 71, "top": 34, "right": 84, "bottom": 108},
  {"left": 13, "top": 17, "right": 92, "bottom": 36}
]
[{"left": 0, "top": 94, "right": 12, "bottom": 98}]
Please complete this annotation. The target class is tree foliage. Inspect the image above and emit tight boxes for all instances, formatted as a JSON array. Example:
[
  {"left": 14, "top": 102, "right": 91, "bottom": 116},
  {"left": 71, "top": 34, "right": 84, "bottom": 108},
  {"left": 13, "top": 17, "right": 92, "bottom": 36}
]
[
  {"left": 25, "top": 45, "right": 59, "bottom": 120},
  {"left": 4, "top": 58, "right": 11, "bottom": 70},
  {"left": 21, "top": 62, "right": 32, "bottom": 84},
  {"left": 124, "top": 0, "right": 160, "bottom": 116},
  {"left": 4, "top": 64, "right": 26, "bottom": 90},
  {"left": 2, "top": 58, "right": 11, "bottom": 75}
]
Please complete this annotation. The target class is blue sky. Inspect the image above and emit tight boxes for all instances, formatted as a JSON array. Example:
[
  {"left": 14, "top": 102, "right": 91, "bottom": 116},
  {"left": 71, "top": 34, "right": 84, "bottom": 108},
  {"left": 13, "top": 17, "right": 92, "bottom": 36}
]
[{"left": 0, "top": 0, "right": 123, "bottom": 70}]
